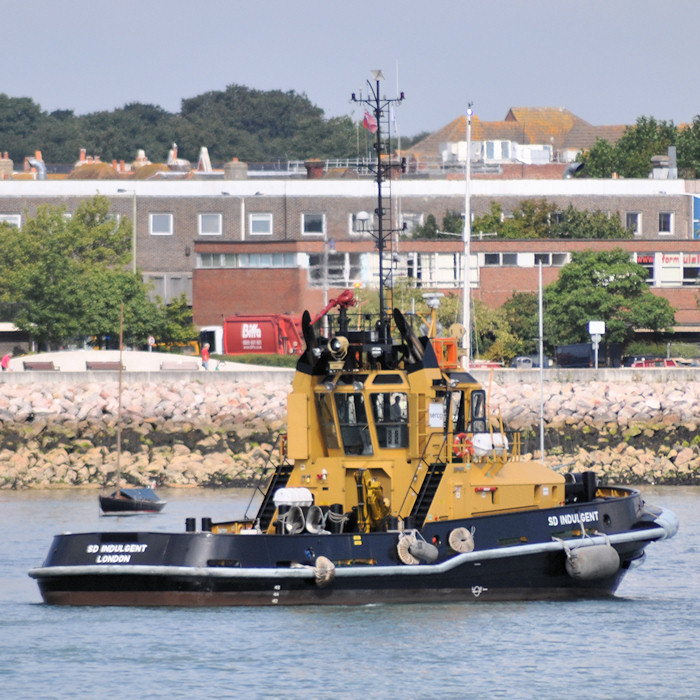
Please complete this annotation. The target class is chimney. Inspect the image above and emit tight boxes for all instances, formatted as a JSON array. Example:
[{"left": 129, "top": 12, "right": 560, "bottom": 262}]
[{"left": 304, "top": 159, "right": 325, "bottom": 179}]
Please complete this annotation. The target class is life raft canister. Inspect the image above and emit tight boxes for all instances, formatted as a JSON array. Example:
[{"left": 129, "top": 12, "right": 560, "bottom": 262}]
[{"left": 453, "top": 433, "right": 474, "bottom": 458}]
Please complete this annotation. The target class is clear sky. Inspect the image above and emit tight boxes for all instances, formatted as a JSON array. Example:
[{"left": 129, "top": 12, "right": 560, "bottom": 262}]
[{"left": 4, "top": 0, "right": 700, "bottom": 138}]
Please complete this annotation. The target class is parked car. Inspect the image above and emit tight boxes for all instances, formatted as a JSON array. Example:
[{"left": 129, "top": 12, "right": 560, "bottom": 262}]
[
  {"left": 629, "top": 357, "right": 678, "bottom": 368},
  {"left": 510, "top": 355, "right": 551, "bottom": 369}
]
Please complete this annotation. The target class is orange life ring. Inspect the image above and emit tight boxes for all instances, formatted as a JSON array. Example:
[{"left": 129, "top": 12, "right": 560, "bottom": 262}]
[{"left": 453, "top": 433, "right": 474, "bottom": 458}]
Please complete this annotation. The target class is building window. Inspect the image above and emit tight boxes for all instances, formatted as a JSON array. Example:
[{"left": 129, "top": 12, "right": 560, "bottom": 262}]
[
  {"left": 0, "top": 214, "right": 21, "bottom": 228},
  {"left": 198, "top": 213, "right": 222, "bottom": 236},
  {"left": 634, "top": 253, "right": 654, "bottom": 283},
  {"left": 401, "top": 212, "right": 423, "bottom": 235},
  {"left": 626, "top": 212, "right": 641, "bottom": 236},
  {"left": 150, "top": 213, "right": 173, "bottom": 236},
  {"left": 308, "top": 252, "right": 362, "bottom": 287},
  {"left": 197, "top": 252, "right": 296, "bottom": 268},
  {"left": 250, "top": 213, "right": 273, "bottom": 235},
  {"left": 484, "top": 253, "right": 500, "bottom": 266},
  {"left": 350, "top": 212, "right": 372, "bottom": 236},
  {"left": 534, "top": 253, "right": 550, "bottom": 266},
  {"left": 143, "top": 273, "right": 192, "bottom": 304},
  {"left": 551, "top": 253, "right": 568, "bottom": 266},
  {"left": 658, "top": 212, "right": 673, "bottom": 235},
  {"left": 302, "top": 213, "right": 325, "bottom": 236}
]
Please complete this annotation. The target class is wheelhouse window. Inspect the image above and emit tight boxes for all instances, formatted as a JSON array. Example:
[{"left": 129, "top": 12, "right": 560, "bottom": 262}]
[
  {"left": 370, "top": 392, "right": 408, "bottom": 449},
  {"left": 469, "top": 390, "right": 487, "bottom": 433},
  {"left": 334, "top": 393, "right": 373, "bottom": 456},
  {"left": 150, "top": 213, "right": 173, "bottom": 236},
  {"left": 250, "top": 213, "right": 273, "bottom": 236},
  {"left": 448, "top": 391, "right": 466, "bottom": 434},
  {"left": 198, "top": 213, "right": 222, "bottom": 236},
  {"left": 316, "top": 393, "right": 340, "bottom": 450},
  {"left": 302, "top": 213, "right": 325, "bottom": 236}
]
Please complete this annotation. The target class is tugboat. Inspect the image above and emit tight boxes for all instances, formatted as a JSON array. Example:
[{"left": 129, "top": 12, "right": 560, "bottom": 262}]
[{"left": 29, "top": 76, "right": 677, "bottom": 606}]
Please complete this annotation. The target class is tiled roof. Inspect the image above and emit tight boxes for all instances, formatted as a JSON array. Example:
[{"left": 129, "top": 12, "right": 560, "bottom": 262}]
[{"left": 405, "top": 107, "right": 628, "bottom": 160}]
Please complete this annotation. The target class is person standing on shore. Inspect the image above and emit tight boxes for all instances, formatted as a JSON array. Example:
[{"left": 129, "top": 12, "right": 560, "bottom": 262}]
[
  {"left": 201, "top": 343, "right": 210, "bottom": 370},
  {"left": 1, "top": 352, "right": 11, "bottom": 371}
]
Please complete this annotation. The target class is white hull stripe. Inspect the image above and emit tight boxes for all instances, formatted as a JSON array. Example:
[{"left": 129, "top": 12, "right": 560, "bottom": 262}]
[{"left": 29, "top": 520, "right": 671, "bottom": 581}]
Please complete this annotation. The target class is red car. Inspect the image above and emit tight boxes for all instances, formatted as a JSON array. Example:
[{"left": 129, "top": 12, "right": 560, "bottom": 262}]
[{"left": 630, "top": 358, "right": 678, "bottom": 368}]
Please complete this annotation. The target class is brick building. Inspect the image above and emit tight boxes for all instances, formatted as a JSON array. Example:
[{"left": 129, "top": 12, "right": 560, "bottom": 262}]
[{"left": 2, "top": 173, "right": 700, "bottom": 350}]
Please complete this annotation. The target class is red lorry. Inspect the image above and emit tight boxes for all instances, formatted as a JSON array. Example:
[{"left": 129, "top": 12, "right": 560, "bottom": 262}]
[
  {"left": 223, "top": 314, "right": 304, "bottom": 355},
  {"left": 223, "top": 290, "right": 356, "bottom": 356}
]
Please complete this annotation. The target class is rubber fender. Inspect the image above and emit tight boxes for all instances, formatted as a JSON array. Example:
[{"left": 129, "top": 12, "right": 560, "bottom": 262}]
[
  {"left": 397, "top": 533, "right": 420, "bottom": 565},
  {"left": 314, "top": 556, "right": 335, "bottom": 587},
  {"left": 565, "top": 543, "right": 620, "bottom": 580},
  {"left": 408, "top": 538, "right": 439, "bottom": 563},
  {"left": 448, "top": 527, "right": 475, "bottom": 553}
]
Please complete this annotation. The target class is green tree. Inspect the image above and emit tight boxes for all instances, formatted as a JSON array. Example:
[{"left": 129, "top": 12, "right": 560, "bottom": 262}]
[
  {"left": 615, "top": 116, "right": 676, "bottom": 178},
  {"left": 0, "top": 94, "right": 50, "bottom": 163},
  {"left": 0, "top": 196, "right": 160, "bottom": 347},
  {"left": 78, "top": 102, "right": 178, "bottom": 163},
  {"left": 152, "top": 294, "right": 199, "bottom": 346},
  {"left": 555, "top": 205, "right": 631, "bottom": 239},
  {"left": 677, "top": 116, "right": 700, "bottom": 178},
  {"left": 411, "top": 213, "right": 439, "bottom": 239},
  {"left": 575, "top": 138, "right": 619, "bottom": 178},
  {"left": 543, "top": 249, "right": 676, "bottom": 346},
  {"left": 577, "top": 116, "right": 677, "bottom": 179},
  {"left": 410, "top": 210, "right": 465, "bottom": 239},
  {"left": 502, "top": 292, "right": 539, "bottom": 355},
  {"left": 472, "top": 200, "right": 630, "bottom": 239}
]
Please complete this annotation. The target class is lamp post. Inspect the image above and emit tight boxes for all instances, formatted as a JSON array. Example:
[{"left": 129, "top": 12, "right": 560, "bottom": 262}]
[
  {"left": 461, "top": 103, "right": 473, "bottom": 368},
  {"left": 117, "top": 188, "right": 137, "bottom": 274}
]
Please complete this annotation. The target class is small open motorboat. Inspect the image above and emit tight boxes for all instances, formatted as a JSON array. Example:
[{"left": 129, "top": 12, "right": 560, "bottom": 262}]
[{"left": 99, "top": 487, "right": 166, "bottom": 515}]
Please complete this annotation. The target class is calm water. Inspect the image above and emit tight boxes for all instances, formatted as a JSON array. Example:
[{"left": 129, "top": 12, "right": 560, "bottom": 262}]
[{"left": 1, "top": 486, "right": 698, "bottom": 700}]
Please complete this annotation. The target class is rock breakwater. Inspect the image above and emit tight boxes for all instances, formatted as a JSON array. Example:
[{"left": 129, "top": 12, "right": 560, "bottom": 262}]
[{"left": 1, "top": 377, "right": 699, "bottom": 489}]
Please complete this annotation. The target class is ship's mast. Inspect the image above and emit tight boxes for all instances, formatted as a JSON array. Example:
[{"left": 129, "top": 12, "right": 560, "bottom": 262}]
[{"left": 351, "top": 71, "right": 404, "bottom": 343}]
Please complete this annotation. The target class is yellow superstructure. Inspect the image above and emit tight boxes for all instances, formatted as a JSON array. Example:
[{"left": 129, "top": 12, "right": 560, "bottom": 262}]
[{"left": 272, "top": 330, "right": 564, "bottom": 534}]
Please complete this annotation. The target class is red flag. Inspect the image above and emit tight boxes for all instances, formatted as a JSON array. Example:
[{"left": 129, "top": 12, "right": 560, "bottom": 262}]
[{"left": 363, "top": 110, "right": 378, "bottom": 134}]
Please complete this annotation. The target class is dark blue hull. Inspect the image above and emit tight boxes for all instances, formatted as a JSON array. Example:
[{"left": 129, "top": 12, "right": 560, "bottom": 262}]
[{"left": 30, "top": 489, "right": 677, "bottom": 606}]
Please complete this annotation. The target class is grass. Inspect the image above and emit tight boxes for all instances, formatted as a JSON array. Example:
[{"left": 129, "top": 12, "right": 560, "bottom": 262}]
[{"left": 215, "top": 353, "right": 299, "bottom": 368}]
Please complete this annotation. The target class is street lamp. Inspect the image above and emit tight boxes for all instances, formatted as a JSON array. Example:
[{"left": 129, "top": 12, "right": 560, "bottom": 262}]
[
  {"left": 461, "top": 103, "right": 473, "bottom": 368},
  {"left": 117, "top": 188, "right": 137, "bottom": 274}
]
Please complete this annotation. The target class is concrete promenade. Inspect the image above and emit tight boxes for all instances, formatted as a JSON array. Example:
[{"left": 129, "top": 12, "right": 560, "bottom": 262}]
[
  {"left": 2, "top": 349, "right": 699, "bottom": 386},
  {"left": 2, "top": 350, "right": 294, "bottom": 386}
]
